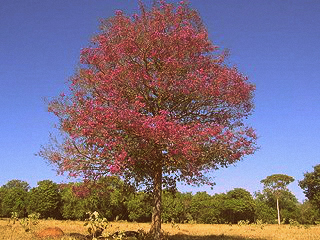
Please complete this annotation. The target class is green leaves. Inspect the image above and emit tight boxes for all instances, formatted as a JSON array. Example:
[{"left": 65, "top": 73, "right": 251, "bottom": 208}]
[
  {"left": 27, "top": 180, "right": 62, "bottom": 219},
  {"left": 299, "top": 164, "right": 320, "bottom": 208},
  {"left": 261, "top": 174, "right": 294, "bottom": 197}
]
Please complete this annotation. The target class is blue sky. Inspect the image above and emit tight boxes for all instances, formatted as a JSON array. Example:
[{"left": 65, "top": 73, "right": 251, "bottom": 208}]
[{"left": 1, "top": 0, "right": 319, "bottom": 202}]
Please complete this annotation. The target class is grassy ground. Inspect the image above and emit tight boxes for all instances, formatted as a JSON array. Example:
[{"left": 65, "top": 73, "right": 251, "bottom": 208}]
[{"left": 1, "top": 218, "right": 320, "bottom": 240}]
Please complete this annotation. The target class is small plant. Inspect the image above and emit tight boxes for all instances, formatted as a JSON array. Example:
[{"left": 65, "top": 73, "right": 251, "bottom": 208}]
[
  {"left": 237, "top": 220, "right": 250, "bottom": 226},
  {"left": 8, "top": 212, "right": 18, "bottom": 225},
  {"left": 254, "top": 219, "right": 265, "bottom": 229},
  {"left": 289, "top": 219, "right": 302, "bottom": 229},
  {"left": 84, "top": 211, "right": 109, "bottom": 239},
  {"left": 135, "top": 229, "right": 170, "bottom": 240},
  {"left": 112, "top": 230, "right": 126, "bottom": 240},
  {"left": 304, "top": 224, "right": 311, "bottom": 229},
  {"left": 255, "top": 219, "right": 263, "bottom": 225},
  {"left": 19, "top": 212, "right": 40, "bottom": 232},
  {"left": 170, "top": 219, "right": 180, "bottom": 230}
]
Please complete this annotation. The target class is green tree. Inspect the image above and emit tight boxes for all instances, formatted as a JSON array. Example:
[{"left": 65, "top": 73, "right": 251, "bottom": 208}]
[
  {"left": 299, "top": 164, "right": 320, "bottom": 209},
  {"left": 27, "top": 180, "right": 62, "bottom": 219},
  {"left": 126, "top": 192, "right": 152, "bottom": 222},
  {"left": 1, "top": 188, "right": 28, "bottom": 217},
  {"left": 162, "top": 191, "right": 191, "bottom": 223},
  {"left": 254, "top": 195, "right": 277, "bottom": 224},
  {"left": 298, "top": 200, "right": 320, "bottom": 224},
  {"left": 223, "top": 188, "right": 255, "bottom": 224},
  {"left": 92, "top": 176, "right": 134, "bottom": 220},
  {"left": 60, "top": 177, "right": 134, "bottom": 220},
  {"left": 189, "top": 192, "right": 221, "bottom": 224},
  {"left": 260, "top": 174, "right": 294, "bottom": 225},
  {"left": 2, "top": 179, "right": 30, "bottom": 192},
  {"left": 0, "top": 179, "right": 29, "bottom": 217},
  {"left": 0, "top": 188, "right": 4, "bottom": 217},
  {"left": 60, "top": 183, "right": 88, "bottom": 220}
]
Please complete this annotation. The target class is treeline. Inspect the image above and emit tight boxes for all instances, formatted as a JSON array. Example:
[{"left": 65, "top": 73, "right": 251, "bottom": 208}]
[{"left": 0, "top": 176, "right": 319, "bottom": 224}]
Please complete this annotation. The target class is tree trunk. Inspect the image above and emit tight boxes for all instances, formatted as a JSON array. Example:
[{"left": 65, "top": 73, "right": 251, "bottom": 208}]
[
  {"left": 150, "top": 164, "right": 162, "bottom": 240},
  {"left": 276, "top": 198, "right": 281, "bottom": 225}
]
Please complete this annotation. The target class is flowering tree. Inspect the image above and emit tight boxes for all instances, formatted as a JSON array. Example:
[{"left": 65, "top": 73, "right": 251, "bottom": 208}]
[{"left": 40, "top": 1, "right": 257, "bottom": 238}]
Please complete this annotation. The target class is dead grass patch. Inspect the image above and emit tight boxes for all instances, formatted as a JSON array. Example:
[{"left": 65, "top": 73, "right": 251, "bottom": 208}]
[{"left": 1, "top": 219, "right": 320, "bottom": 240}]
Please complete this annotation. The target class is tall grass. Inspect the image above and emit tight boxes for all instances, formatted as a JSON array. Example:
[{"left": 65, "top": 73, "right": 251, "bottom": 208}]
[{"left": 1, "top": 218, "right": 320, "bottom": 240}]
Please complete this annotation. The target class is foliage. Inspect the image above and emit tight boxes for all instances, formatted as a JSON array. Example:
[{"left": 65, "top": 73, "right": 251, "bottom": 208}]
[
  {"left": 84, "top": 211, "right": 109, "bottom": 239},
  {"left": 0, "top": 179, "right": 30, "bottom": 217},
  {"left": 237, "top": 219, "right": 250, "bottom": 226},
  {"left": 27, "top": 180, "right": 62, "bottom": 219},
  {"left": 9, "top": 211, "right": 19, "bottom": 224},
  {"left": 261, "top": 174, "right": 295, "bottom": 198},
  {"left": 162, "top": 191, "right": 192, "bottom": 223},
  {"left": 189, "top": 191, "right": 220, "bottom": 224},
  {"left": 2, "top": 179, "right": 30, "bottom": 192},
  {"left": 0, "top": 177, "right": 306, "bottom": 225},
  {"left": 254, "top": 197, "right": 277, "bottom": 224},
  {"left": 40, "top": 0, "right": 256, "bottom": 188},
  {"left": 39, "top": 1, "right": 257, "bottom": 237},
  {"left": 60, "top": 176, "right": 134, "bottom": 221},
  {"left": 126, "top": 192, "right": 152, "bottom": 222},
  {"left": 260, "top": 174, "right": 295, "bottom": 224},
  {"left": 297, "top": 200, "right": 320, "bottom": 225},
  {"left": 299, "top": 164, "right": 320, "bottom": 209},
  {"left": 60, "top": 183, "right": 89, "bottom": 220},
  {"left": 19, "top": 212, "right": 40, "bottom": 232},
  {"left": 0, "top": 187, "right": 28, "bottom": 217},
  {"left": 222, "top": 188, "right": 255, "bottom": 224}
]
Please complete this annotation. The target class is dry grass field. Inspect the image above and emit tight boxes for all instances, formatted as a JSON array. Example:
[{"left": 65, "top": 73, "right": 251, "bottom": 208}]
[{"left": 1, "top": 218, "right": 320, "bottom": 240}]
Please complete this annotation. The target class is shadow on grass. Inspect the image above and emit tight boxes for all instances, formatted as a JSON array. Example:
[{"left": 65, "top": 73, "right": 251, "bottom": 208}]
[{"left": 169, "top": 233, "right": 266, "bottom": 240}]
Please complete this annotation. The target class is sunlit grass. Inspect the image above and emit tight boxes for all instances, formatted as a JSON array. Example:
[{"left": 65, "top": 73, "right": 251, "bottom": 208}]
[{"left": 1, "top": 218, "right": 320, "bottom": 239}]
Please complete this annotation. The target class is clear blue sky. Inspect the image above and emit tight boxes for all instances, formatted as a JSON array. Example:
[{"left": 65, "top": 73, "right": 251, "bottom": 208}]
[{"left": 1, "top": 0, "right": 320, "bottom": 202}]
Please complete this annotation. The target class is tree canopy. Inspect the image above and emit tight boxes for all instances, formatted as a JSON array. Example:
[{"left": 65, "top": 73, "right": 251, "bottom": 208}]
[
  {"left": 299, "top": 164, "right": 320, "bottom": 209},
  {"left": 2, "top": 179, "right": 30, "bottom": 192},
  {"left": 260, "top": 174, "right": 294, "bottom": 225}
]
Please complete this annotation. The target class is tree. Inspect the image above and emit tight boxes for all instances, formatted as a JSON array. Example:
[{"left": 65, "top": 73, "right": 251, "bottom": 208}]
[
  {"left": 126, "top": 191, "right": 152, "bottom": 222},
  {"left": 299, "top": 164, "right": 320, "bottom": 209},
  {"left": 60, "top": 184, "right": 88, "bottom": 220},
  {"left": 0, "top": 179, "right": 30, "bottom": 217},
  {"left": 39, "top": 1, "right": 256, "bottom": 238},
  {"left": 254, "top": 197, "right": 277, "bottom": 224},
  {"left": 260, "top": 174, "right": 294, "bottom": 225},
  {"left": 162, "top": 191, "right": 190, "bottom": 223},
  {"left": 2, "top": 179, "right": 30, "bottom": 192},
  {"left": 27, "top": 180, "right": 62, "bottom": 219},
  {"left": 223, "top": 188, "right": 255, "bottom": 223},
  {"left": 189, "top": 191, "right": 219, "bottom": 223},
  {"left": 298, "top": 200, "right": 320, "bottom": 225},
  {"left": 0, "top": 188, "right": 28, "bottom": 217}
]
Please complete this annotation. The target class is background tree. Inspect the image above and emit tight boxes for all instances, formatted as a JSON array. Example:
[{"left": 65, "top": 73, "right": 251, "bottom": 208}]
[
  {"left": 162, "top": 191, "right": 192, "bottom": 223},
  {"left": 60, "top": 183, "right": 88, "bottom": 220},
  {"left": 222, "top": 188, "right": 255, "bottom": 224},
  {"left": 189, "top": 191, "right": 219, "bottom": 224},
  {"left": 39, "top": 1, "right": 256, "bottom": 237},
  {"left": 60, "top": 176, "right": 133, "bottom": 220},
  {"left": 27, "top": 180, "right": 62, "bottom": 219},
  {"left": 0, "top": 180, "right": 29, "bottom": 217},
  {"left": 255, "top": 189, "right": 299, "bottom": 224},
  {"left": 126, "top": 191, "right": 152, "bottom": 222},
  {"left": 2, "top": 179, "right": 30, "bottom": 192},
  {"left": 298, "top": 200, "right": 320, "bottom": 225},
  {"left": 254, "top": 195, "right": 277, "bottom": 224},
  {"left": 299, "top": 164, "right": 320, "bottom": 210},
  {"left": 260, "top": 174, "right": 294, "bottom": 225}
]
